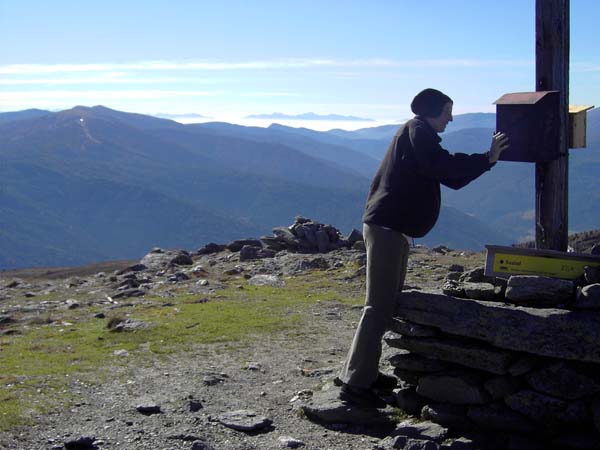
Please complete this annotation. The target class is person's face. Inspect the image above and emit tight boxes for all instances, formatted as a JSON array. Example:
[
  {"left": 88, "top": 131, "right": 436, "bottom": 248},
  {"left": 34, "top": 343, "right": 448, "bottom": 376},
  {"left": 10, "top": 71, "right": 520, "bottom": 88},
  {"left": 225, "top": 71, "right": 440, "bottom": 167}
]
[{"left": 427, "top": 101, "right": 453, "bottom": 133}]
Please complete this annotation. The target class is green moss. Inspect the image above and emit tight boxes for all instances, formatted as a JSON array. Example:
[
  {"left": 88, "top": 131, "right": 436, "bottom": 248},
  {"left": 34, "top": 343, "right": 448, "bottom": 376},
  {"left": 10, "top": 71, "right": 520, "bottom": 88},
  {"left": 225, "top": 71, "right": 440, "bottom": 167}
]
[{"left": 0, "top": 268, "right": 360, "bottom": 431}]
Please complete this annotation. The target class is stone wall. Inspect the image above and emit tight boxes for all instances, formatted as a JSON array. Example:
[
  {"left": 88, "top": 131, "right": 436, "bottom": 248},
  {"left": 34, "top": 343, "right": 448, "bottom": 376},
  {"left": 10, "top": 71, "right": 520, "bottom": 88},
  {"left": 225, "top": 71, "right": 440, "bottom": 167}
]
[{"left": 387, "top": 286, "right": 600, "bottom": 449}]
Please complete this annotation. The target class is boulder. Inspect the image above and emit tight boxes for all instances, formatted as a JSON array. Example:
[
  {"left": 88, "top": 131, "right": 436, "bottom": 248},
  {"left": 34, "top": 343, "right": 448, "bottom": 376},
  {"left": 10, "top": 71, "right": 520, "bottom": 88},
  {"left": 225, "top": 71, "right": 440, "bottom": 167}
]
[
  {"left": 196, "top": 243, "right": 226, "bottom": 255},
  {"left": 346, "top": 228, "right": 363, "bottom": 244},
  {"left": 298, "top": 386, "right": 397, "bottom": 425},
  {"left": 227, "top": 239, "right": 262, "bottom": 252},
  {"left": 170, "top": 253, "right": 193, "bottom": 266},
  {"left": 462, "top": 282, "right": 498, "bottom": 301},
  {"left": 394, "top": 386, "right": 427, "bottom": 415},
  {"left": 141, "top": 249, "right": 190, "bottom": 270},
  {"left": 239, "top": 245, "right": 260, "bottom": 261},
  {"left": 421, "top": 404, "right": 472, "bottom": 430},
  {"left": 483, "top": 375, "right": 522, "bottom": 400},
  {"left": 389, "top": 318, "right": 437, "bottom": 337},
  {"left": 417, "top": 372, "right": 489, "bottom": 405},
  {"left": 505, "top": 275, "right": 574, "bottom": 306},
  {"left": 384, "top": 332, "right": 515, "bottom": 375},
  {"left": 395, "top": 290, "right": 600, "bottom": 364},
  {"left": 389, "top": 350, "right": 451, "bottom": 372},
  {"left": 525, "top": 361, "right": 600, "bottom": 400},
  {"left": 391, "top": 419, "right": 448, "bottom": 442},
  {"left": 466, "top": 403, "right": 536, "bottom": 433},
  {"left": 505, "top": 389, "right": 587, "bottom": 425}
]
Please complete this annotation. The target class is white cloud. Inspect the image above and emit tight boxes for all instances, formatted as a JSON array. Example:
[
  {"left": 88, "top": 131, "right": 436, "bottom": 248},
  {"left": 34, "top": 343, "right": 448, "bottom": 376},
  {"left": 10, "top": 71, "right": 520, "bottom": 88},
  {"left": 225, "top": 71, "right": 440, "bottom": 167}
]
[{"left": 0, "top": 58, "right": 533, "bottom": 76}]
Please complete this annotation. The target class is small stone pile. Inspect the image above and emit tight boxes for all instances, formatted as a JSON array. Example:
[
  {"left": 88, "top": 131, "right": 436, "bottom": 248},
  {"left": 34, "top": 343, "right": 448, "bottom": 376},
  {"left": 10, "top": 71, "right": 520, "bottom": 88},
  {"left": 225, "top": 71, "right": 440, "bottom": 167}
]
[
  {"left": 196, "top": 216, "right": 363, "bottom": 261},
  {"left": 387, "top": 266, "right": 600, "bottom": 449}
]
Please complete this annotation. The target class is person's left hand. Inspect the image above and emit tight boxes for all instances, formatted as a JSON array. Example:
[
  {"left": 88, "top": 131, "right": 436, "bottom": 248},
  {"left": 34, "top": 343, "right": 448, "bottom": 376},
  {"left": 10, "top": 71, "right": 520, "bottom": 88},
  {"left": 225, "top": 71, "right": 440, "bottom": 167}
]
[{"left": 489, "top": 132, "right": 509, "bottom": 163}]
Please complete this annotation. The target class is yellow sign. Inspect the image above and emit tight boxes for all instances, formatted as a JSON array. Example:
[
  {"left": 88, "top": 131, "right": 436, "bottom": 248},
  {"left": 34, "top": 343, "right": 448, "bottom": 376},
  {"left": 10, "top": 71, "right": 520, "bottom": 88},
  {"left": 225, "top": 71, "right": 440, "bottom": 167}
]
[{"left": 492, "top": 252, "right": 600, "bottom": 279}]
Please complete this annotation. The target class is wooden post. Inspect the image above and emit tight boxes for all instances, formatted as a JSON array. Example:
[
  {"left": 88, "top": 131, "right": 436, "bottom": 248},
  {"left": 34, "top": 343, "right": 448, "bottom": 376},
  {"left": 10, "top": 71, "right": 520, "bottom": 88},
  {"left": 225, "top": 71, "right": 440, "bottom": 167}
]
[{"left": 535, "top": 0, "right": 569, "bottom": 251}]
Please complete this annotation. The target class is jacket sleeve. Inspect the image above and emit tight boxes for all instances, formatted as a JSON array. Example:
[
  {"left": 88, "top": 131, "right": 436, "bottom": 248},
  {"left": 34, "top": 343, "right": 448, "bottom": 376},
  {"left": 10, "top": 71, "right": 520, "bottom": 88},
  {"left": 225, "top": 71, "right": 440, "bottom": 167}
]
[{"left": 409, "top": 122, "right": 492, "bottom": 186}]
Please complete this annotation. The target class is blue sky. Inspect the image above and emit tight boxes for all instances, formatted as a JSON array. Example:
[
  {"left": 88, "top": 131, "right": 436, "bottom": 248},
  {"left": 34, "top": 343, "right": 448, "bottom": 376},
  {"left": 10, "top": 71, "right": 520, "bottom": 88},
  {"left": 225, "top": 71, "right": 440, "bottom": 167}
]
[{"left": 1, "top": 0, "right": 598, "bottom": 129}]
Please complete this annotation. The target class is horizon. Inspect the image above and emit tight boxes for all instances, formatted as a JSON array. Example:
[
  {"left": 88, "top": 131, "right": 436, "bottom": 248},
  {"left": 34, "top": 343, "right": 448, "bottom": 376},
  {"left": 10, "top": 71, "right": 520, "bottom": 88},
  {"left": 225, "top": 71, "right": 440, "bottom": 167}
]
[{"left": 1, "top": 1, "right": 599, "bottom": 127}]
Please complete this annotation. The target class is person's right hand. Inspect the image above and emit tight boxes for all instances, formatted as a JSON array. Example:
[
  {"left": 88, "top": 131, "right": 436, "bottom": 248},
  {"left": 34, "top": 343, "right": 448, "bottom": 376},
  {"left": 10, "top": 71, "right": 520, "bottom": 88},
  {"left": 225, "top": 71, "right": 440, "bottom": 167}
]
[{"left": 489, "top": 132, "right": 509, "bottom": 163}]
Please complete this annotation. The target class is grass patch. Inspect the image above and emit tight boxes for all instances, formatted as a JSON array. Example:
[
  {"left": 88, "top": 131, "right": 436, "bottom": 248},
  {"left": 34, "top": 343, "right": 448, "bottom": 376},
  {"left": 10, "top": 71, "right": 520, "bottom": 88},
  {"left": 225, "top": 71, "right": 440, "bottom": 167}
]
[{"left": 0, "top": 268, "right": 359, "bottom": 431}]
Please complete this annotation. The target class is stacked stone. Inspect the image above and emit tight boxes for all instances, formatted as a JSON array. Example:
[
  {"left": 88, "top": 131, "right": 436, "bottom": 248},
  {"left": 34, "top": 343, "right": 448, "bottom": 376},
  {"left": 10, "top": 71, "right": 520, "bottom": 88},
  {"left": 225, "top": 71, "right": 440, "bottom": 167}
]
[
  {"left": 196, "top": 216, "right": 364, "bottom": 261},
  {"left": 386, "top": 286, "right": 600, "bottom": 449}
]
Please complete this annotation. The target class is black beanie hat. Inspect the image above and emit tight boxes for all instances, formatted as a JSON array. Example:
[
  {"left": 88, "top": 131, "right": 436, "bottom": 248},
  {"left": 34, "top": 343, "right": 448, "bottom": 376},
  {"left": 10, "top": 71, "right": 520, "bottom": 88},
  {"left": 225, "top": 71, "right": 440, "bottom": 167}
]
[{"left": 410, "top": 88, "right": 453, "bottom": 118}]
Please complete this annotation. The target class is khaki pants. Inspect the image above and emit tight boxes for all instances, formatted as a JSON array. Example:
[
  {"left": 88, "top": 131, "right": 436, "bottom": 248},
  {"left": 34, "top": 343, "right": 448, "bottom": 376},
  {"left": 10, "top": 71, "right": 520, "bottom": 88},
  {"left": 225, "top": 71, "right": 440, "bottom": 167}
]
[{"left": 338, "top": 222, "right": 409, "bottom": 388}]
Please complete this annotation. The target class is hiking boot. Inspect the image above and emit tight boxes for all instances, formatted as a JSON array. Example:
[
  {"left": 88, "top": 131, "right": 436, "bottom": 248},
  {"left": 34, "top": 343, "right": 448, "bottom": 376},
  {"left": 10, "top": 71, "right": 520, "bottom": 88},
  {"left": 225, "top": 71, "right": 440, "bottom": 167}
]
[
  {"left": 371, "top": 372, "right": 398, "bottom": 390},
  {"left": 334, "top": 372, "right": 397, "bottom": 390},
  {"left": 338, "top": 383, "right": 387, "bottom": 408}
]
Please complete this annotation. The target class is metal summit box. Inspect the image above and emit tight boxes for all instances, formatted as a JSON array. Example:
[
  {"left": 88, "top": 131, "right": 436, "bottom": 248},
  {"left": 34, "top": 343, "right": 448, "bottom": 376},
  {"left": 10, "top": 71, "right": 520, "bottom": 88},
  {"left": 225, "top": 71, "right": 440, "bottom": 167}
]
[{"left": 494, "top": 91, "right": 560, "bottom": 162}]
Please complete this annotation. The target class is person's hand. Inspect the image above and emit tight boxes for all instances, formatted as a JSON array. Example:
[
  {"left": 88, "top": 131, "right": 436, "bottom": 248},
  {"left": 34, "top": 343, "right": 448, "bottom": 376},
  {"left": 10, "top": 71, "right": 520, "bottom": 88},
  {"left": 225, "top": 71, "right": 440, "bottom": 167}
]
[{"left": 489, "top": 132, "right": 509, "bottom": 164}]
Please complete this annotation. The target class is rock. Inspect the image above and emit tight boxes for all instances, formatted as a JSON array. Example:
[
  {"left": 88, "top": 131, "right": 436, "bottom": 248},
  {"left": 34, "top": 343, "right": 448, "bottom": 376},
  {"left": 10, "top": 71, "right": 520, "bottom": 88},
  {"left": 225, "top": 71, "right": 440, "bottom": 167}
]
[
  {"left": 592, "top": 244, "right": 600, "bottom": 256},
  {"left": 217, "top": 409, "right": 272, "bottom": 431},
  {"left": 525, "top": 361, "right": 600, "bottom": 400},
  {"left": 239, "top": 245, "right": 260, "bottom": 261},
  {"left": 592, "top": 398, "right": 600, "bottom": 433},
  {"left": 113, "top": 349, "right": 129, "bottom": 357},
  {"left": 188, "top": 399, "right": 204, "bottom": 412},
  {"left": 507, "top": 355, "right": 540, "bottom": 376},
  {"left": 459, "top": 267, "right": 487, "bottom": 283},
  {"left": 551, "top": 432, "right": 600, "bottom": 450},
  {"left": 395, "top": 290, "right": 600, "bottom": 364},
  {"left": 393, "top": 368, "right": 422, "bottom": 386},
  {"left": 462, "top": 282, "right": 497, "bottom": 301},
  {"left": 384, "top": 332, "right": 514, "bottom": 375},
  {"left": 168, "top": 272, "right": 190, "bottom": 282},
  {"left": 394, "top": 386, "right": 427, "bottom": 415},
  {"left": 260, "top": 236, "right": 290, "bottom": 251},
  {"left": 141, "top": 249, "right": 188, "bottom": 270},
  {"left": 505, "top": 389, "right": 587, "bottom": 425},
  {"left": 483, "top": 375, "right": 522, "bottom": 400},
  {"left": 191, "top": 440, "right": 214, "bottom": 450},
  {"left": 108, "top": 318, "right": 150, "bottom": 332},
  {"left": 432, "top": 245, "right": 451, "bottom": 254},
  {"left": 298, "top": 386, "right": 396, "bottom": 425},
  {"left": 505, "top": 275, "right": 574, "bottom": 306},
  {"left": 346, "top": 228, "right": 363, "bottom": 244},
  {"left": 353, "top": 241, "right": 366, "bottom": 252},
  {"left": 421, "top": 404, "right": 472, "bottom": 430},
  {"left": 440, "top": 437, "right": 476, "bottom": 450},
  {"left": 169, "top": 253, "right": 193, "bottom": 266},
  {"left": 388, "top": 350, "right": 451, "bottom": 372},
  {"left": 466, "top": 403, "right": 536, "bottom": 433},
  {"left": 278, "top": 436, "right": 305, "bottom": 448},
  {"left": 116, "top": 263, "right": 147, "bottom": 275},
  {"left": 377, "top": 436, "right": 439, "bottom": 450},
  {"left": 196, "top": 243, "right": 226, "bottom": 255},
  {"left": 65, "top": 299, "right": 80, "bottom": 309},
  {"left": 441, "top": 280, "right": 465, "bottom": 297},
  {"left": 227, "top": 239, "right": 262, "bottom": 252},
  {"left": 136, "top": 403, "right": 161, "bottom": 415},
  {"left": 203, "top": 374, "right": 225, "bottom": 386},
  {"left": 445, "top": 272, "right": 462, "bottom": 282},
  {"left": 247, "top": 274, "right": 285, "bottom": 287},
  {"left": 584, "top": 266, "right": 600, "bottom": 284},
  {"left": 417, "top": 372, "right": 489, "bottom": 405},
  {"left": 389, "top": 318, "right": 437, "bottom": 337},
  {"left": 316, "top": 229, "right": 329, "bottom": 253},
  {"left": 448, "top": 264, "right": 464, "bottom": 272},
  {"left": 507, "top": 435, "right": 545, "bottom": 450},
  {"left": 574, "top": 284, "right": 600, "bottom": 309},
  {"left": 272, "top": 226, "right": 297, "bottom": 241},
  {"left": 112, "top": 288, "right": 144, "bottom": 299},
  {"left": 0, "top": 314, "right": 14, "bottom": 324},
  {"left": 391, "top": 419, "right": 448, "bottom": 442},
  {"left": 64, "top": 436, "right": 95, "bottom": 449}
]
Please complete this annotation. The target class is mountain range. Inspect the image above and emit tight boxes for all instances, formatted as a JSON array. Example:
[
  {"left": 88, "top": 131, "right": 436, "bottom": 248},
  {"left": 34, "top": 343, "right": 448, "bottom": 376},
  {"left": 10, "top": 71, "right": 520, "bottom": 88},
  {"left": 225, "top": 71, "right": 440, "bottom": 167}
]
[{"left": 0, "top": 106, "right": 597, "bottom": 269}]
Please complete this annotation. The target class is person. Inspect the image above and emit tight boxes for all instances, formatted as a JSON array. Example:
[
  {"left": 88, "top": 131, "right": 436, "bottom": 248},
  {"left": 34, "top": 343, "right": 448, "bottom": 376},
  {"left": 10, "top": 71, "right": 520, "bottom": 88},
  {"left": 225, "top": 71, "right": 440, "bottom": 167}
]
[{"left": 336, "top": 88, "right": 509, "bottom": 408}]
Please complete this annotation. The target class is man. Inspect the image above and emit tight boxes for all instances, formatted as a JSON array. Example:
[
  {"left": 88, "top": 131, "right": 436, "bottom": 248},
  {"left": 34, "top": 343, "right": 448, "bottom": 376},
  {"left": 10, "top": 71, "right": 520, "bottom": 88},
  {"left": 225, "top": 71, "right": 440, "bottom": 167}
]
[{"left": 337, "top": 88, "right": 509, "bottom": 408}]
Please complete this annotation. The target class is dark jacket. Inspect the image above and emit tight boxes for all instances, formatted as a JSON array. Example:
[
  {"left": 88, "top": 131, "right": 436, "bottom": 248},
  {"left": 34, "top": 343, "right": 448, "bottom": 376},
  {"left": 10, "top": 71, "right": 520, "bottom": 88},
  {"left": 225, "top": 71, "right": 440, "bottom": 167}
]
[{"left": 363, "top": 116, "right": 492, "bottom": 238}]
